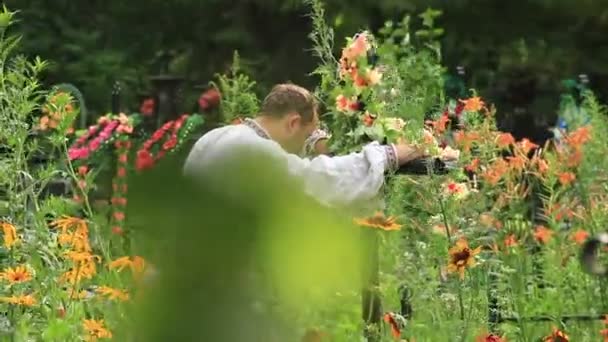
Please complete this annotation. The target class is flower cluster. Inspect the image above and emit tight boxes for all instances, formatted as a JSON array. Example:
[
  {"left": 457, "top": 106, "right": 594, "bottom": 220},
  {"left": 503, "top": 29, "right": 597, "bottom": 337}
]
[
  {"left": 0, "top": 222, "right": 36, "bottom": 307},
  {"left": 50, "top": 216, "right": 98, "bottom": 285},
  {"left": 198, "top": 87, "right": 221, "bottom": 111},
  {"left": 338, "top": 32, "right": 382, "bottom": 89},
  {"left": 38, "top": 91, "right": 76, "bottom": 133},
  {"left": 140, "top": 97, "right": 155, "bottom": 117},
  {"left": 68, "top": 113, "right": 133, "bottom": 161},
  {"left": 111, "top": 138, "right": 131, "bottom": 235},
  {"left": 136, "top": 114, "right": 202, "bottom": 171}
]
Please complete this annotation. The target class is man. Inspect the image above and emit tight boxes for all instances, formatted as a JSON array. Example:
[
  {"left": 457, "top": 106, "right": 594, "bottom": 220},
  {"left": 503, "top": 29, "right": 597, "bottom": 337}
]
[{"left": 183, "top": 83, "right": 424, "bottom": 210}]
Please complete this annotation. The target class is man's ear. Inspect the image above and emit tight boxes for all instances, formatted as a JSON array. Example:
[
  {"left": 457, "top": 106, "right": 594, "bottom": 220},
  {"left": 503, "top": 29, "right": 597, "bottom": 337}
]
[{"left": 286, "top": 112, "right": 301, "bottom": 132}]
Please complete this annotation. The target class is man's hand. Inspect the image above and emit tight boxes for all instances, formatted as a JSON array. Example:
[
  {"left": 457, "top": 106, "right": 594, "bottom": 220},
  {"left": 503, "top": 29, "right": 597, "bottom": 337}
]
[
  {"left": 394, "top": 141, "right": 426, "bottom": 165},
  {"left": 313, "top": 139, "right": 330, "bottom": 155}
]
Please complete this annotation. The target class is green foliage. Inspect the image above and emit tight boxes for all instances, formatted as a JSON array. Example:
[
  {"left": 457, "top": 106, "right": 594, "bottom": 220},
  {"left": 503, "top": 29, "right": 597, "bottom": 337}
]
[{"left": 212, "top": 51, "right": 259, "bottom": 123}]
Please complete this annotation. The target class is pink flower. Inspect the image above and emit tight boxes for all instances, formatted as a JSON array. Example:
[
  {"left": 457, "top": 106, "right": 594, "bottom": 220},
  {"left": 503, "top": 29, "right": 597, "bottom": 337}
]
[
  {"left": 152, "top": 130, "right": 165, "bottom": 141},
  {"left": 118, "top": 154, "right": 128, "bottom": 164},
  {"left": 68, "top": 148, "right": 89, "bottom": 161},
  {"left": 117, "top": 167, "right": 127, "bottom": 178},
  {"left": 198, "top": 88, "right": 221, "bottom": 110},
  {"left": 78, "top": 180, "right": 87, "bottom": 190},
  {"left": 78, "top": 166, "right": 89, "bottom": 176},
  {"left": 140, "top": 98, "right": 155, "bottom": 117},
  {"left": 162, "top": 137, "right": 177, "bottom": 151},
  {"left": 89, "top": 138, "right": 101, "bottom": 151},
  {"left": 113, "top": 211, "right": 125, "bottom": 221},
  {"left": 136, "top": 150, "right": 155, "bottom": 171}
]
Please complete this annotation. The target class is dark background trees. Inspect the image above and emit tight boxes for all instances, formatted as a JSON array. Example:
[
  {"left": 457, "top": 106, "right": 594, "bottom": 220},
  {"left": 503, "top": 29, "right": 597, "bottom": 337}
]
[{"left": 6, "top": 0, "right": 608, "bottom": 132}]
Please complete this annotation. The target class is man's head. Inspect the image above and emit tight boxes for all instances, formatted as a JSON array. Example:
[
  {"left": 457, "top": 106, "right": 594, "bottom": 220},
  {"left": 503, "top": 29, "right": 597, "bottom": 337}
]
[{"left": 257, "top": 83, "right": 319, "bottom": 154}]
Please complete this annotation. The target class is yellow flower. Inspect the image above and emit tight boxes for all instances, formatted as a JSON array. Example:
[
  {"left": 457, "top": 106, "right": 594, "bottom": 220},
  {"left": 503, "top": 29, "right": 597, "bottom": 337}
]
[
  {"left": 58, "top": 229, "right": 91, "bottom": 252},
  {"left": 108, "top": 256, "right": 132, "bottom": 272},
  {"left": 64, "top": 251, "right": 101, "bottom": 263},
  {"left": 447, "top": 239, "right": 482, "bottom": 279},
  {"left": 95, "top": 286, "right": 129, "bottom": 302},
  {"left": 459, "top": 96, "right": 485, "bottom": 112},
  {"left": 1, "top": 222, "right": 18, "bottom": 249},
  {"left": 83, "top": 319, "right": 112, "bottom": 341},
  {"left": 1, "top": 265, "right": 32, "bottom": 284},
  {"left": 0, "top": 294, "right": 36, "bottom": 306},
  {"left": 50, "top": 216, "right": 87, "bottom": 233},
  {"left": 354, "top": 212, "right": 402, "bottom": 231},
  {"left": 60, "top": 260, "right": 97, "bottom": 285}
]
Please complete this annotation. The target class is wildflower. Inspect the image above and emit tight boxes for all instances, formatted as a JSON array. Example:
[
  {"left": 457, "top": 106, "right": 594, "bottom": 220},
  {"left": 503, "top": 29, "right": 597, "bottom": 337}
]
[
  {"left": 447, "top": 239, "right": 482, "bottom": 279},
  {"left": 482, "top": 159, "right": 509, "bottom": 186},
  {"left": 452, "top": 130, "right": 480, "bottom": 152},
  {"left": 600, "top": 315, "right": 608, "bottom": 341},
  {"left": 459, "top": 96, "right": 485, "bottom": 112},
  {"left": 60, "top": 260, "right": 97, "bottom": 285},
  {"left": 113, "top": 212, "right": 125, "bottom": 221},
  {"left": 108, "top": 256, "right": 132, "bottom": 272},
  {"left": 83, "top": 319, "right": 113, "bottom": 341},
  {"left": 476, "top": 331, "right": 507, "bottom": 342},
  {"left": 1, "top": 222, "right": 18, "bottom": 249},
  {"left": 362, "top": 112, "right": 376, "bottom": 127},
  {"left": 78, "top": 165, "right": 89, "bottom": 176},
  {"left": 542, "top": 327, "right": 569, "bottom": 342},
  {"left": 1, "top": 265, "right": 32, "bottom": 284},
  {"left": 516, "top": 138, "right": 539, "bottom": 156},
  {"left": 506, "top": 156, "right": 526, "bottom": 171},
  {"left": 443, "top": 181, "right": 469, "bottom": 199},
  {"left": 534, "top": 226, "right": 553, "bottom": 244},
  {"left": 131, "top": 256, "right": 146, "bottom": 277},
  {"left": 565, "top": 126, "right": 591, "bottom": 147},
  {"left": 426, "top": 114, "right": 451, "bottom": 134},
  {"left": 335, "top": 95, "right": 359, "bottom": 113},
  {"left": 465, "top": 158, "right": 480, "bottom": 173},
  {"left": 496, "top": 132, "right": 515, "bottom": 148},
  {"left": 63, "top": 251, "right": 101, "bottom": 263},
  {"left": 366, "top": 68, "right": 382, "bottom": 85},
  {"left": 571, "top": 229, "right": 589, "bottom": 245},
  {"left": 533, "top": 157, "right": 550, "bottom": 175},
  {"left": 383, "top": 312, "right": 401, "bottom": 339},
  {"left": 95, "top": 286, "right": 129, "bottom": 302},
  {"left": 354, "top": 212, "right": 402, "bottom": 231},
  {"left": 558, "top": 172, "right": 576, "bottom": 186},
  {"left": 117, "top": 167, "right": 127, "bottom": 178},
  {"left": 140, "top": 98, "right": 155, "bottom": 116},
  {"left": 198, "top": 88, "right": 221, "bottom": 110},
  {"left": 0, "top": 294, "right": 36, "bottom": 306},
  {"left": 504, "top": 234, "right": 518, "bottom": 248},
  {"left": 39, "top": 116, "right": 50, "bottom": 130},
  {"left": 118, "top": 154, "right": 128, "bottom": 164},
  {"left": 109, "top": 256, "right": 147, "bottom": 281},
  {"left": 50, "top": 216, "right": 87, "bottom": 233}
]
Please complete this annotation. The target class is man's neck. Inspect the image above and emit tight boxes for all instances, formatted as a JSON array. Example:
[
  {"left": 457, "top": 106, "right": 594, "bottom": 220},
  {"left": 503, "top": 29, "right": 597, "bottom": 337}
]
[{"left": 254, "top": 116, "right": 278, "bottom": 141}]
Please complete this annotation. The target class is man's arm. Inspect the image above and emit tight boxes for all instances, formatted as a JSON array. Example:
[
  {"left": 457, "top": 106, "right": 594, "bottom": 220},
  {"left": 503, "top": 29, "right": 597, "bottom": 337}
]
[{"left": 282, "top": 140, "right": 423, "bottom": 208}]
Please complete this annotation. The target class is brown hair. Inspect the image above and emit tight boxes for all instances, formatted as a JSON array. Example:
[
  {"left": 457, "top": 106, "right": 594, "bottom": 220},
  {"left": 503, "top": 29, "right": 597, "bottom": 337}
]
[{"left": 260, "top": 83, "right": 317, "bottom": 122}]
